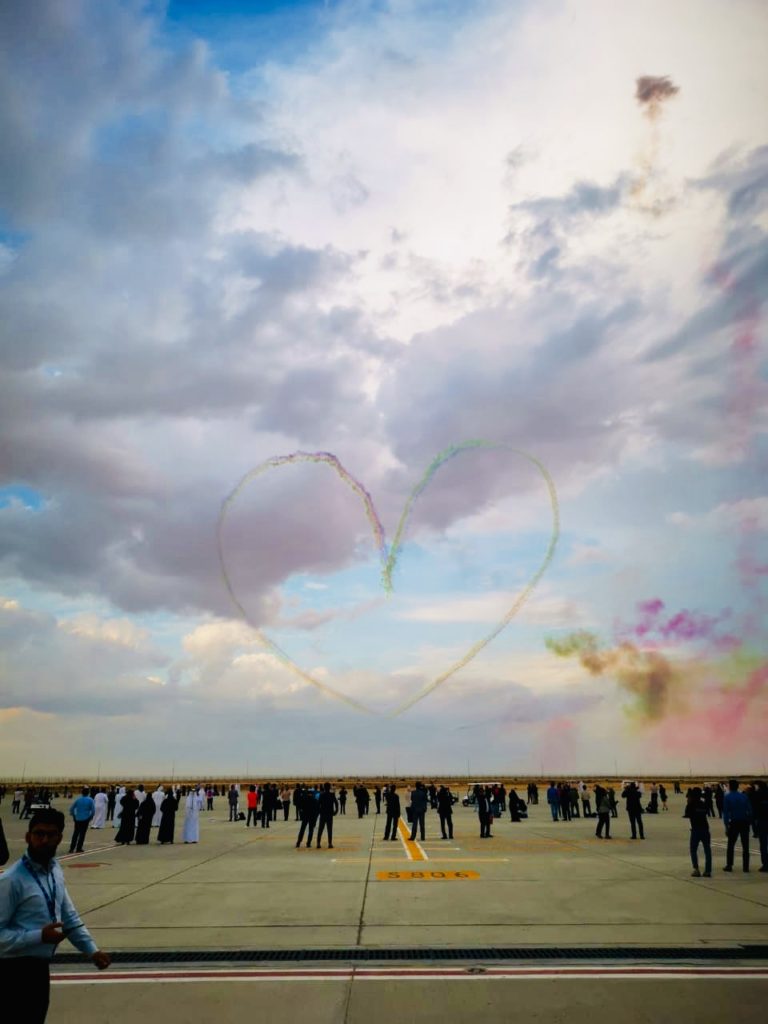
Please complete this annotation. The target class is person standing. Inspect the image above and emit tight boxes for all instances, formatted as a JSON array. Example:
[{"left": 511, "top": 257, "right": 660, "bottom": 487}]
[
  {"left": 295, "top": 789, "right": 319, "bottom": 848},
  {"left": 383, "top": 785, "right": 400, "bottom": 841},
  {"left": 316, "top": 784, "right": 338, "bottom": 849},
  {"left": 622, "top": 782, "right": 645, "bottom": 839},
  {"left": 408, "top": 782, "right": 428, "bottom": 842},
  {"left": 135, "top": 793, "right": 155, "bottom": 845},
  {"left": 293, "top": 785, "right": 303, "bottom": 821},
  {"left": 0, "top": 809, "right": 110, "bottom": 1023},
  {"left": 91, "top": 789, "right": 108, "bottom": 830},
  {"left": 246, "top": 786, "right": 258, "bottom": 827},
  {"left": 12, "top": 789, "right": 22, "bottom": 816},
  {"left": 260, "top": 785, "right": 272, "bottom": 829},
  {"left": 581, "top": 782, "right": 592, "bottom": 818},
  {"left": 281, "top": 786, "right": 291, "bottom": 822},
  {"left": 754, "top": 780, "right": 768, "bottom": 872},
  {"left": 722, "top": 779, "right": 752, "bottom": 872},
  {"left": 151, "top": 785, "right": 165, "bottom": 829},
  {"left": 106, "top": 787, "right": 116, "bottom": 823},
  {"left": 659, "top": 784, "right": 668, "bottom": 812},
  {"left": 546, "top": 782, "right": 559, "bottom": 822},
  {"left": 437, "top": 786, "right": 454, "bottom": 840},
  {"left": 115, "top": 790, "right": 138, "bottom": 845},
  {"left": 595, "top": 789, "right": 612, "bottom": 839},
  {"left": 374, "top": 786, "right": 382, "bottom": 815},
  {"left": 476, "top": 785, "right": 492, "bottom": 838},
  {"left": 206, "top": 787, "right": 214, "bottom": 812},
  {"left": 112, "top": 786, "right": 126, "bottom": 831},
  {"left": 68, "top": 788, "right": 95, "bottom": 854},
  {"left": 685, "top": 787, "right": 711, "bottom": 877},
  {"left": 157, "top": 789, "right": 178, "bottom": 845},
  {"left": 228, "top": 785, "right": 239, "bottom": 822},
  {"left": 182, "top": 788, "right": 204, "bottom": 844},
  {"left": 338, "top": 787, "right": 347, "bottom": 815}
]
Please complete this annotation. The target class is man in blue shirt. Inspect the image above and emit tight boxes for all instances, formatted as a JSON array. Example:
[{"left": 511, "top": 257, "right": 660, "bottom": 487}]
[
  {"left": 68, "top": 787, "right": 95, "bottom": 854},
  {"left": 0, "top": 808, "right": 110, "bottom": 1022},
  {"left": 722, "top": 778, "right": 752, "bottom": 872}
]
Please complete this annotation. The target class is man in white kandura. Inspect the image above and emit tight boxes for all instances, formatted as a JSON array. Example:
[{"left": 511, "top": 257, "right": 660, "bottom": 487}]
[
  {"left": 151, "top": 786, "right": 165, "bottom": 828},
  {"left": 182, "top": 787, "right": 204, "bottom": 844},
  {"left": 112, "top": 786, "right": 126, "bottom": 830},
  {"left": 91, "top": 789, "right": 108, "bottom": 829}
]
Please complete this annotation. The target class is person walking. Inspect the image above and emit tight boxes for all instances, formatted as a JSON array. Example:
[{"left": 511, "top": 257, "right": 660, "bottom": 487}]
[
  {"left": 383, "top": 785, "right": 401, "bottom": 841},
  {"left": 722, "top": 779, "right": 752, "bottom": 872},
  {"left": 685, "top": 787, "right": 711, "bottom": 877},
  {"left": 0, "top": 809, "right": 111, "bottom": 1023},
  {"left": 68, "top": 788, "right": 95, "bottom": 854},
  {"left": 409, "top": 782, "right": 428, "bottom": 842},
  {"left": 622, "top": 782, "right": 645, "bottom": 839},
  {"left": 437, "top": 786, "right": 454, "bottom": 839}
]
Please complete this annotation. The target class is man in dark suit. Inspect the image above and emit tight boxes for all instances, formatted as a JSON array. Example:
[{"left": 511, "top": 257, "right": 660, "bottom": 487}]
[
  {"left": 295, "top": 788, "right": 319, "bottom": 848},
  {"left": 383, "top": 785, "right": 401, "bottom": 841},
  {"left": 622, "top": 781, "right": 645, "bottom": 839},
  {"left": 409, "top": 782, "right": 428, "bottom": 842},
  {"left": 437, "top": 786, "right": 454, "bottom": 839},
  {"left": 316, "top": 783, "right": 339, "bottom": 849}
]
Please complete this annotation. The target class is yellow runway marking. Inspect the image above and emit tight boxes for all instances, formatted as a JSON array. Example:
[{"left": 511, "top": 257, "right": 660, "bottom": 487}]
[
  {"left": 377, "top": 870, "right": 479, "bottom": 881},
  {"left": 397, "top": 817, "right": 428, "bottom": 861}
]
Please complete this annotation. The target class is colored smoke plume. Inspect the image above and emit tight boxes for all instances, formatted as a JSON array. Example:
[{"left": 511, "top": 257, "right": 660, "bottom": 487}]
[
  {"left": 616, "top": 598, "right": 738, "bottom": 650},
  {"left": 631, "top": 75, "right": 680, "bottom": 216},
  {"left": 635, "top": 75, "right": 680, "bottom": 119},
  {"left": 545, "top": 630, "right": 678, "bottom": 720}
]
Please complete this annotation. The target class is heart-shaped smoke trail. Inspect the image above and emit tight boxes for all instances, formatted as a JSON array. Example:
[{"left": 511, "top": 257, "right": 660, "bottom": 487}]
[{"left": 217, "top": 441, "right": 560, "bottom": 717}]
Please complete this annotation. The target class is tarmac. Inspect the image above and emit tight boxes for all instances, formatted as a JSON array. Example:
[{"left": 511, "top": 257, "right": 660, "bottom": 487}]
[{"left": 2, "top": 792, "right": 766, "bottom": 1022}]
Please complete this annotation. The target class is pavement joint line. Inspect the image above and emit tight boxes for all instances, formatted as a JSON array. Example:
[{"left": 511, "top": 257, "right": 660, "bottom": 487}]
[{"left": 76, "top": 832, "right": 282, "bottom": 918}]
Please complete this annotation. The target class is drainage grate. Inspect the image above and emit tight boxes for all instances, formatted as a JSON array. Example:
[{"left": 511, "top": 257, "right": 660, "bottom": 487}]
[{"left": 53, "top": 945, "right": 768, "bottom": 965}]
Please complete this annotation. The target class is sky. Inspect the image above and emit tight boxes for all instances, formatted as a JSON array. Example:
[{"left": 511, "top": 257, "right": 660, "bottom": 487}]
[{"left": 1, "top": 0, "right": 766, "bottom": 778}]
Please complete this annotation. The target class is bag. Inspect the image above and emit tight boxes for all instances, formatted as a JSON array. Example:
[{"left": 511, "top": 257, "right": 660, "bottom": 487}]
[
  {"left": 237, "top": 811, "right": 246, "bottom": 820},
  {"left": 405, "top": 806, "right": 413, "bottom": 823}
]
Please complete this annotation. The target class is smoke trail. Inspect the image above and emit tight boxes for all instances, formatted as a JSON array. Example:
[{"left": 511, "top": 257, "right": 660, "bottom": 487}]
[
  {"left": 545, "top": 630, "right": 678, "bottom": 720},
  {"left": 387, "top": 443, "right": 560, "bottom": 716},
  {"left": 615, "top": 598, "right": 736, "bottom": 648},
  {"left": 631, "top": 75, "right": 680, "bottom": 216},
  {"left": 217, "top": 452, "right": 386, "bottom": 715},
  {"left": 635, "top": 76, "right": 680, "bottom": 119},
  {"left": 218, "top": 442, "right": 559, "bottom": 717}
]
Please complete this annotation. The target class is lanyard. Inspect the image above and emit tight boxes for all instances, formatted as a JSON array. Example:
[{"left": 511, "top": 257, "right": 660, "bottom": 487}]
[{"left": 22, "top": 855, "right": 58, "bottom": 922}]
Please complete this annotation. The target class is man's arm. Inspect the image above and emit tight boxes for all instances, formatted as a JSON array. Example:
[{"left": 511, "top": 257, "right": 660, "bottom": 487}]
[{"left": 0, "top": 878, "right": 45, "bottom": 955}]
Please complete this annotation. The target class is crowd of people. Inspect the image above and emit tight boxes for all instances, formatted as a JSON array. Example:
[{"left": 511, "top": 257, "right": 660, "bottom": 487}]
[{"left": 2, "top": 777, "right": 767, "bottom": 871}]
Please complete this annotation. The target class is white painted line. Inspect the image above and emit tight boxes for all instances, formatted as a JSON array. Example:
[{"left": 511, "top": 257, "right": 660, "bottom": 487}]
[{"left": 50, "top": 966, "right": 768, "bottom": 986}]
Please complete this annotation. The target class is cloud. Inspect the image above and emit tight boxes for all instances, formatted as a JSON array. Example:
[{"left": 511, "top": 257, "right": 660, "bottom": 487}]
[{"left": 668, "top": 497, "right": 768, "bottom": 532}]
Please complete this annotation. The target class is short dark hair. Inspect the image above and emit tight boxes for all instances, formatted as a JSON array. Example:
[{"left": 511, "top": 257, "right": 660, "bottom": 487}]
[{"left": 29, "top": 809, "right": 65, "bottom": 832}]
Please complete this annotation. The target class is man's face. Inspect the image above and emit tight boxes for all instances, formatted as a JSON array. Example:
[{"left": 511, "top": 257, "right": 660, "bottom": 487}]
[{"left": 26, "top": 825, "right": 62, "bottom": 864}]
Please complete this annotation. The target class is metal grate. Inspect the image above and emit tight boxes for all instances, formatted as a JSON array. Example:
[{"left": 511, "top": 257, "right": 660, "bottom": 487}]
[{"left": 53, "top": 945, "right": 768, "bottom": 965}]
